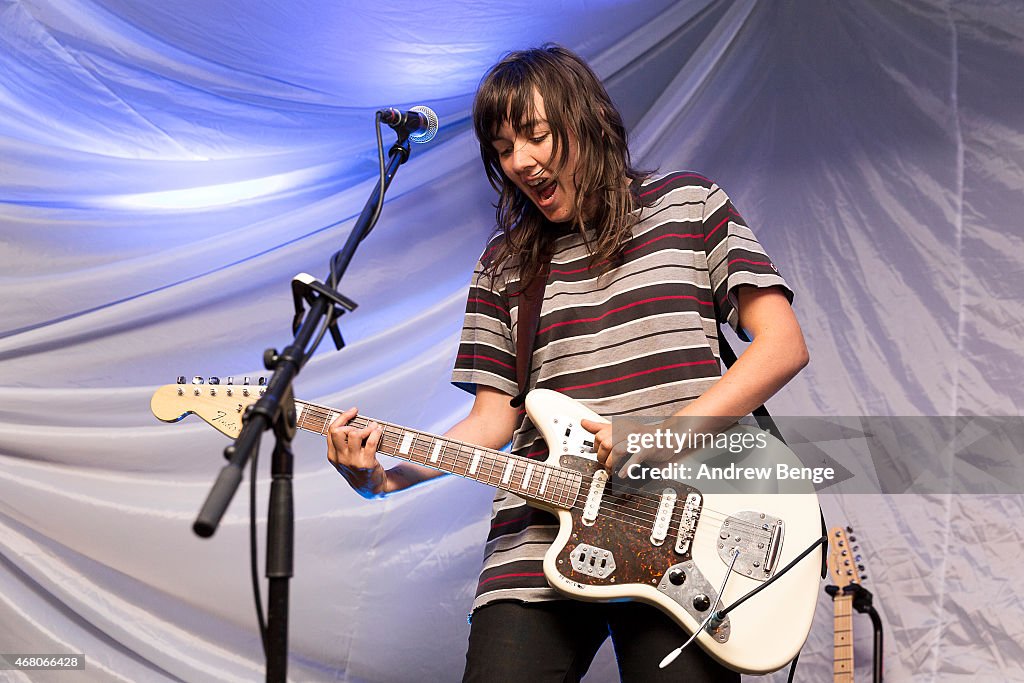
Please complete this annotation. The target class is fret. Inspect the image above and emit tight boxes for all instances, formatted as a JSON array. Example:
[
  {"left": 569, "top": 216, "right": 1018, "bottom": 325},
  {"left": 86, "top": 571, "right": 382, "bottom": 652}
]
[
  {"left": 522, "top": 463, "right": 534, "bottom": 491},
  {"left": 501, "top": 458, "right": 516, "bottom": 485}
]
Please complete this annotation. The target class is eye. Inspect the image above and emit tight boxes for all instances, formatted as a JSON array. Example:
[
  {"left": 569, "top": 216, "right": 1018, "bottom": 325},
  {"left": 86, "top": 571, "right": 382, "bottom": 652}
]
[
  {"left": 530, "top": 133, "right": 549, "bottom": 144},
  {"left": 497, "top": 147, "right": 512, "bottom": 158}
]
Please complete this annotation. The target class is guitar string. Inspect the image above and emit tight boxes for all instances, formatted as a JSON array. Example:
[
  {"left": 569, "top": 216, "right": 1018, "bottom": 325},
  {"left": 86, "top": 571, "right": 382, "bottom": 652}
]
[
  {"left": 345, "top": 443, "right": 773, "bottom": 546},
  {"left": 301, "top": 405, "right": 777, "bottom": 539},
  {"left": 301, "top": 406, "right": 778, "bottom": 539},
  {"left": 303, "top": 411, "right": 776, "bottom": 542},
  {"left": 309, "top": 410, "right": 688, "bottom": 530}
]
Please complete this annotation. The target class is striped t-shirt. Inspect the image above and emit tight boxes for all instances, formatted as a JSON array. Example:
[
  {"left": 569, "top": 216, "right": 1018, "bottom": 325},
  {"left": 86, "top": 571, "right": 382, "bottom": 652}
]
[{"left": 451, "top": 170, "right": 792, "bottom": 611}]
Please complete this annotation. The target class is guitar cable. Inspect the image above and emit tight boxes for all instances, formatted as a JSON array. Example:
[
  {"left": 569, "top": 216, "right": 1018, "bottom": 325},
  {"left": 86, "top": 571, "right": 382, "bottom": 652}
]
[
  {"left": 659, "top": 549, "right": 741, "bottom": 668},
  {"left": 250, "top": 442, "right": 269, "bottom": 656},
  {"left": 658, "top": 534, "right": 826, "bottom": 672},
  {"left": 715, "top": 534, "right": 827, "bottom": 620}
]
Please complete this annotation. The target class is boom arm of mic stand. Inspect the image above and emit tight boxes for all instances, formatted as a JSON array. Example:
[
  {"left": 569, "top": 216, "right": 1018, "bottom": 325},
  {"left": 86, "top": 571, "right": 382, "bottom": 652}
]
[
  {"left": 192, "top": 135, "right": 412, "bottom": 538},
  {"left": 191, "top": 132, "right": 413, "bottom": 683}
]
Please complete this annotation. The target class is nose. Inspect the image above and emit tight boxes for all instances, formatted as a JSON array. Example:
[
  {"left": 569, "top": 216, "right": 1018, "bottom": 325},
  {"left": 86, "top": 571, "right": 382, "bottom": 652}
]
[{"left": 509, "top": 140, "right": 536, "bottom": 175}]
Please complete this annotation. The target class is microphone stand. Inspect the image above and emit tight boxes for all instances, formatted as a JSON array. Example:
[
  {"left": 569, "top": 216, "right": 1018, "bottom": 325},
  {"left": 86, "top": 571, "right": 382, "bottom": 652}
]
[{"left": 192, "top": 130, "right": 414, "bottom": 683}]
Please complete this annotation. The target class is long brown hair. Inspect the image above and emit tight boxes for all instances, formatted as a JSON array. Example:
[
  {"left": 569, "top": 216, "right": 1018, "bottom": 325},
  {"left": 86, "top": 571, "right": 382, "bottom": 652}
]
[{"left": 472, "top": 45, "right": 646, "bottom": 286}]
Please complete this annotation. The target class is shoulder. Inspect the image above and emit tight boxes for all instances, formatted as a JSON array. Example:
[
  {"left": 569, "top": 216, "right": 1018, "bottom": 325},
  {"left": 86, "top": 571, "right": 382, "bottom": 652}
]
[
  {"left": 636, "top": 170, "right": 716, "bottom": 205},
  {"left": 471, "top": 232, "right": 520, "bottom": 295}
]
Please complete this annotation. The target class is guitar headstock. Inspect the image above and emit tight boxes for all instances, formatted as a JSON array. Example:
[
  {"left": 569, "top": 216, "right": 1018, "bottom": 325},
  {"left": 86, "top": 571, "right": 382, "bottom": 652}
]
[
  {"left": 150, "top": 376, "right": 267, "bottom": 438},
  {"left": 828, "top": 525, "right": 868, "bottom": 589}
]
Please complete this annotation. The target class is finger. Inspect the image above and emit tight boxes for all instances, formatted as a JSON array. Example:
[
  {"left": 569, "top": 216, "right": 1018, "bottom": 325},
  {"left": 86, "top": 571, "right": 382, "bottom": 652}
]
[
  {"left": 331, "top": 407, "right": 358, "bottom": 426},
  {"left": 591, "top": 429, "right": 612, "bottom": 466},
  {"left": 328, "top": 408, "right": 358, "bottom": 444},
  {"left": 366, "top": 422, "right": 384, "bottom": 451},
  {"left": 616, "top": 449, "right": 645, "bottom": 479},
  {"left": 580, "top": 418, "right": 609, "bottom": 434},
  {"left": 350, "top": 423, "right": 380, "bottom": 460}
]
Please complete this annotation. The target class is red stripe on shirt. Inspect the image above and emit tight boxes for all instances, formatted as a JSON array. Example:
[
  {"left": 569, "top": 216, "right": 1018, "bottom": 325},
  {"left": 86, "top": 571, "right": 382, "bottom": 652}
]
[
  {"left": 468, "top": 297, "right": 509, "bottom": 314},
  {"left": 539, "top": 295, "right": 713, "bottom": 335},
  {"left": 560, "top": 359, "right": 720, "bottom": 391},
  {"left": 490, "top": 514, "right": 531, "bottom": 529},
  {"left": 478, "top": 571, "right": 546, "bottom": 586},
  {"left": 728, "top": 258, "right": 772, "bottom": 268},
  {"left": 624, "top": 232, "right": 704, "bottom": 255},
  {"left": 639, "top": 172, "right": 709, "bottom": 197},
  {"left": 457, "top": 354, "right": 515, "bottom": 370}
]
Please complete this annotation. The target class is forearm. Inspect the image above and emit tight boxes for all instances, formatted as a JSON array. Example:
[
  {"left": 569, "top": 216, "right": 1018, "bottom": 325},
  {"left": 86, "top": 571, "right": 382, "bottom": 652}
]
[{"left": 673, "top": 331, "right": 808, "bottom": 432}]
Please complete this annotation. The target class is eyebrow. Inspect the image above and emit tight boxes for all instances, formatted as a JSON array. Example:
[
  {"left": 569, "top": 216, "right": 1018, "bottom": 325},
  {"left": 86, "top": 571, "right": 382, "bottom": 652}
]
[{"left": 490, "top": 118, "right": 547, "bottom": 143}]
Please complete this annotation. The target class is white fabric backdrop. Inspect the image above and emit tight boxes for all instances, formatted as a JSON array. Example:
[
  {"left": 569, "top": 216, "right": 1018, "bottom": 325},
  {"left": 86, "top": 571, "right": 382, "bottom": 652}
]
[{"left": 1, "top": 0, "right": 1022, "bottom": 680}]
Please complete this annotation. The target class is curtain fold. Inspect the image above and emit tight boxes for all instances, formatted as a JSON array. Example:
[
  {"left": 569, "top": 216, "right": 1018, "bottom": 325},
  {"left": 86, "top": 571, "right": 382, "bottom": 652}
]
[{"left": 1, "top": 1, "right": 1022, "bottom": 680}]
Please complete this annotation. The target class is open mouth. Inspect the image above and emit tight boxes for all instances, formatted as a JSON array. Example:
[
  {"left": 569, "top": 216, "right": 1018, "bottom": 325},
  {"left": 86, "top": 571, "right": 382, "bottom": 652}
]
[{"left": 528, "top": 177, "right": 557, "bottom": 204}]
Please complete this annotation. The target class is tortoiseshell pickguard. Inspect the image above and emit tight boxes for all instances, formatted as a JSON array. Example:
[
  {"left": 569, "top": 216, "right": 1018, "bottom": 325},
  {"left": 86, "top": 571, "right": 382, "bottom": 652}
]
[{"left": 553, "top": 455, "right": 702, "bottom": 588}]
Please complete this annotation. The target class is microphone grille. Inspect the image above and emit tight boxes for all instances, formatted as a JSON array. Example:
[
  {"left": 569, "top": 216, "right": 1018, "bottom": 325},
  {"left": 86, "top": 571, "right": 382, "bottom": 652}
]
[{"left": 409, "top": 105, "right": 439, "bottom": 144}]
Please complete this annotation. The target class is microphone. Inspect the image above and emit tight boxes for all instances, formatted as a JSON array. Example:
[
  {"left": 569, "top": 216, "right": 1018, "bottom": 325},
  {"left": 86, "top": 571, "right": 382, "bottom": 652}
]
[{"left": 377, "top": 105, "right": 438, "bottom": 144}]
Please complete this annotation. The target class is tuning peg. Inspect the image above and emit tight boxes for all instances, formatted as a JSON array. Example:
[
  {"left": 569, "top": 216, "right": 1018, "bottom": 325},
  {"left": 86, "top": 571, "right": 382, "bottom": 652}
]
[
  {"left": 208, "top": 377, "right": 220, "bottom": 385},
  {"left": 192, "top": 376, "right": 204, "bottom": 385},
  {"left": 258, "top": 376, "right": 267, "bottom": 386},
  {"left": 225, "top": 377, "right": 234, "bottom": 385},
  {"left": 176, "top": 376, "right": 186, "bottom": 384},
  {"left": 849, "top": 535, "right": 857, "bottom": 543},
  {"left": 243, "top": 377, "right": 251, "bottom": 385},
  {"left": 846, "top": 526, "right": 854, "bottom": 533}
]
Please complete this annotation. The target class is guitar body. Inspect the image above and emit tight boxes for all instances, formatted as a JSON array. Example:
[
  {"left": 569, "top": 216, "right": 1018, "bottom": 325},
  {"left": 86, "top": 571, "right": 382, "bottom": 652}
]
[
  {"left": 150, "top": 381, "right": 821, "bottom": 675},
  {"left": 526, "top": 389, "right": 822, "bottom": 674}
]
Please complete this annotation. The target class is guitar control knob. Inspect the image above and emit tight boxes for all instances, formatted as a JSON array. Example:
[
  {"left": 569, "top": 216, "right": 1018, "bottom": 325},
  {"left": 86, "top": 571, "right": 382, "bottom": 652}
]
[
  {"left": 693, "top": 594, "right": 711, "bottom": 612},
  {"left": 668, "top": 569, "right": 686, "bottom": 586}
]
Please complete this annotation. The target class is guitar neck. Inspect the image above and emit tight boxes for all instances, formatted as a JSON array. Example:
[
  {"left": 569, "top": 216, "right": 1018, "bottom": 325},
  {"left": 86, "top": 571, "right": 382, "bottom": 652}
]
[
  {"left": 832, "top": 593, "right": 854, "bottom": 683},
  {"left": 294, "top": 399, "right": 582, "bottom": 509}
]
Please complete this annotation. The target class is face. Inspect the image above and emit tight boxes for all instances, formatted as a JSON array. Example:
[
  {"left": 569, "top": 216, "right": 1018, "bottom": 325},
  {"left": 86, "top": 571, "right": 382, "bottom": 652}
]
[{"left": 492, "top": 89, "right": 580, "bottom": 223}]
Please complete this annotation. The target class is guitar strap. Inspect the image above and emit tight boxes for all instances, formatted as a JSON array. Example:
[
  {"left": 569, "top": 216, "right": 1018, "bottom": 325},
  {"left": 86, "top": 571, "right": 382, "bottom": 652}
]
[
  {"left": 718, "top": 324, "right": 828, "bottom": 581},
  {"left": 510, "top": 261, "right": 550, "bottom": 408},
  {"left": 716, "top": 326, "right": 786, "bottom": 444}
]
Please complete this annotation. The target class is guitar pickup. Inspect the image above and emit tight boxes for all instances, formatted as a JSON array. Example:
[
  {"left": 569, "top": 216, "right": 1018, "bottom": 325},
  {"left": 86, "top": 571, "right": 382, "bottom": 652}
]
[
  {"left": 570, "top": 544, "right": 616, "bottom": 578},
  {"left": 650, "top": 488, "right": 677, "bottom": 546},
  {"left": 581, "top": 469, "right": 608, "bottom": 526},
  {"left": 675, "top": 492, "right": 702, "bottom": 555}
]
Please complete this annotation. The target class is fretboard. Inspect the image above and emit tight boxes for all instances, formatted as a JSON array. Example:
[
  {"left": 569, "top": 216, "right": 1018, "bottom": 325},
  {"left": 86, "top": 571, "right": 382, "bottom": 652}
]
[
  {"left": 295, "top": 399, "right": 582, "bottom": 509},
  {"left": 832, "top": 594, "right": 854, "bottom": 683}
]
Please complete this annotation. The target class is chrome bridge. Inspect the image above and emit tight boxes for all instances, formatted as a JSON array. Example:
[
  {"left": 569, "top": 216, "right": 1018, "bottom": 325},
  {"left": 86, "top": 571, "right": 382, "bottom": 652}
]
[{"left": 717, "top": 511, "right": 784, "bottom": 580}]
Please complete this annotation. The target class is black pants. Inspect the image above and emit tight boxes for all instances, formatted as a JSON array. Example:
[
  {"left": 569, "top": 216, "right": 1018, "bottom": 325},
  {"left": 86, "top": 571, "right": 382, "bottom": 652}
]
[{"left": 462, "top": 600, "right": 740, "bottom": 683}]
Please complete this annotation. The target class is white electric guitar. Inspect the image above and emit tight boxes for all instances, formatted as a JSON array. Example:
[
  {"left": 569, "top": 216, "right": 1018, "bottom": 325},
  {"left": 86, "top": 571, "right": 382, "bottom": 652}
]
[{"left": 151, "top": 380, "right": 822, "bottom": 674}]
